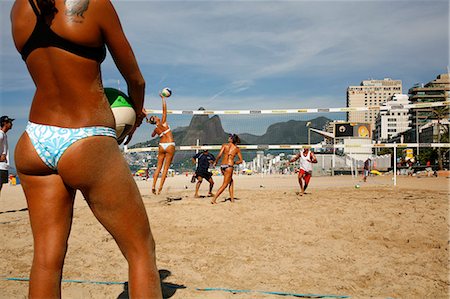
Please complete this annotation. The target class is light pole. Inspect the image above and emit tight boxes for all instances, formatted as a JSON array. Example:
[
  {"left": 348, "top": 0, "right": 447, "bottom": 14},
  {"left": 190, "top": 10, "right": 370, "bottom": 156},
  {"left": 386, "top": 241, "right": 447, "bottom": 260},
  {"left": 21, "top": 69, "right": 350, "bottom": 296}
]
[
  {"left": 415, "top": 110, "right": 420, "bottom": 156},
  {"left": 306, "top": 121, "right": 311, "bottom": 145}
]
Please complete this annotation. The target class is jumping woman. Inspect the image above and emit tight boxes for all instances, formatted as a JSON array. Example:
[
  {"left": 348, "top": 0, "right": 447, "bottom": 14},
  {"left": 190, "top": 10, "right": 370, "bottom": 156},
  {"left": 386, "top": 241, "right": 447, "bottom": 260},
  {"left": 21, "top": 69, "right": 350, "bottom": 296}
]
[{"left": 148, "top": 93, "right": 175, "bottom": 194}]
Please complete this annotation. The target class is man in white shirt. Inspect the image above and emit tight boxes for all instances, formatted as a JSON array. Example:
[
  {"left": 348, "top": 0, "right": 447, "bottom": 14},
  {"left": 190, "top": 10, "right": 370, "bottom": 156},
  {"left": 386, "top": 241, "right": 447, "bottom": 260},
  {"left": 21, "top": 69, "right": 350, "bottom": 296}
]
[
  {"left": 0, "top": 116, "right": 14, "bottom": 194},
  {"left": 287, "top": 148, "right": 317, "bottom": 196}
]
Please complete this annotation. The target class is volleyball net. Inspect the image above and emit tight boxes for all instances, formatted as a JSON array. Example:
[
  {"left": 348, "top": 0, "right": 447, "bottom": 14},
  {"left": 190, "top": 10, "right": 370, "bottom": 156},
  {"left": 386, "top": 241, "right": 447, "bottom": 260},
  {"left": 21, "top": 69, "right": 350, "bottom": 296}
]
[{"left": 125, "top": 101, "right": 449, "bottom": 180}]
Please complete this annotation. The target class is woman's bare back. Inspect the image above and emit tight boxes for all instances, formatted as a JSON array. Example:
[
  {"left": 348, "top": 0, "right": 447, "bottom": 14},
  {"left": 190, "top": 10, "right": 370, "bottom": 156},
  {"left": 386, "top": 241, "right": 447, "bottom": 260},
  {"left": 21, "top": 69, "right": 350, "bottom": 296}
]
[
  {"left": 219, "top": 143, "right": 241, "bottom": 166},
  {"left": 10, "top": 0, "right": 142, "bottom": 128}
]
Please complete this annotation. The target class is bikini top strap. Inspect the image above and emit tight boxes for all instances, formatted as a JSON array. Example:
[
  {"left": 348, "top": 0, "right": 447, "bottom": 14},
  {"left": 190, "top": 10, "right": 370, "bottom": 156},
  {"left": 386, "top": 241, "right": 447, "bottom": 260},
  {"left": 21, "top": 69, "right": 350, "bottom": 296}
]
[
  {"left": 159, "top": 126, "right": 171, "bottom": 137},
  {"left": 28, "top": 0, "right": 41, "bottom": 17}
]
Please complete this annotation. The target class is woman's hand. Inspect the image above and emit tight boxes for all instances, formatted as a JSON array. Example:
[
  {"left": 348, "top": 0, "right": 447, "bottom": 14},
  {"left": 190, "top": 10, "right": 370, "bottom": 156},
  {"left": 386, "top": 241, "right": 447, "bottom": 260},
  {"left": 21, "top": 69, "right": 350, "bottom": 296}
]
[
  {"left": 123, "top": 126, "right": 136, "bottom": 145},
  {"left": 135, "top": 108, "right": 147, "bottom": 127},
  {"left": 124, "top": 108, "right": 146, "bottom": 145}
]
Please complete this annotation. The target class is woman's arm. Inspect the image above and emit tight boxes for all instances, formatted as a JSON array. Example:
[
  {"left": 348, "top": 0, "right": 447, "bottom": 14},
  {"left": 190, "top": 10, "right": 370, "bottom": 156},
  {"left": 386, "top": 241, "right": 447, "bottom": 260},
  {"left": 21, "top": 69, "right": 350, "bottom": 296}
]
[
  {"left": 214, "top": 144, "right": 226, "bottom": 166},
  {"left": 161, "top": 95, "right": 167, "bottom": 124},
  {"left": 98, "top": 0, "right": 145, "bottom": 144},
  {"left": 235, "top": 149, "right": 243, "bottom": 165},
  {"left": 99, "top": 1, "right": 145, "bottom": 111}
]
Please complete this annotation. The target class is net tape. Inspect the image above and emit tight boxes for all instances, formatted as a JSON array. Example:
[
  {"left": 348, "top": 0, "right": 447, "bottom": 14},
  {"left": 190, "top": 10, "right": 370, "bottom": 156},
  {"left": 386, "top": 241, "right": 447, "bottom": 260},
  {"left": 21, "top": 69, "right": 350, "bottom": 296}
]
[
  {"left": 129, "top": 101, "right": 449, "bottom": 153},
  {"left": 125, "top": 143, "right": 450, "bottom": 153},
  {"left": 144, "top": 101, "right": 449, "bottom": 115}
]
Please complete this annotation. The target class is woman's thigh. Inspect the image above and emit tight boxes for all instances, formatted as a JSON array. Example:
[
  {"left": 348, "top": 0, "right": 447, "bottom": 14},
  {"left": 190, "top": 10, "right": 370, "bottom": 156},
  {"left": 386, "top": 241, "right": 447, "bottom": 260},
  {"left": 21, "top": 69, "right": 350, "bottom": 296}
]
[
  {"left": 18, "top": 171, "right": 76, "bottom": 260},
  {"left": 157, "top": 150, "right": 166, "bottom": 164},
  {"left": 163, "top": 146, "right": 175, "bottom": 163},
  {"left": 222, "top": 168, "right": 233, "bottom": 185},
  {"left": 15, "top": 133, "right": 76, "bottom": 256},
  {"left": 57, "top": 137, "right": 153, "bottom": 250}
]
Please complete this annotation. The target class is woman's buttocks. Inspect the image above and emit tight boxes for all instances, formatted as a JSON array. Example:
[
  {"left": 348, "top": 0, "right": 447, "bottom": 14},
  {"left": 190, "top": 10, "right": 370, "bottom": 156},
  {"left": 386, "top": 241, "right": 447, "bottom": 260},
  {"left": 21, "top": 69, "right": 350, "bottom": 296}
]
[{"left": 159, "top": 135, "right": 174, "bottom": 143}]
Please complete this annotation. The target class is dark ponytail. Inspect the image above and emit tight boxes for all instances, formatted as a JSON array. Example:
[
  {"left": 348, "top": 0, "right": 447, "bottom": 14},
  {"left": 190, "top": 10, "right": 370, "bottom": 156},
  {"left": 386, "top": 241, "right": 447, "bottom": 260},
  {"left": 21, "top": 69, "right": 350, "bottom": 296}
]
[
  {"left": 231, "top": 134, "right": 241, "bottom": 145},
  {"left": 37, "top": 0, "right": 58, "bottom": 19}
]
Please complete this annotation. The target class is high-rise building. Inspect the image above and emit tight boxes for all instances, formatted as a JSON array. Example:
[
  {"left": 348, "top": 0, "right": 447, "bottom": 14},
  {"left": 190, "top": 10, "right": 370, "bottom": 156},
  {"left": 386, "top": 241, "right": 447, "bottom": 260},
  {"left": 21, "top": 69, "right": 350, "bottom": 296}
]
[
  {"left": 408, "top": 73, "right": 449, "bottom": 133},
  {"left": 347, "top": 78, "right": 402, "bottom": 129},
  {"left": 373, "top": 94, "right": 411, "bottom": 142}
]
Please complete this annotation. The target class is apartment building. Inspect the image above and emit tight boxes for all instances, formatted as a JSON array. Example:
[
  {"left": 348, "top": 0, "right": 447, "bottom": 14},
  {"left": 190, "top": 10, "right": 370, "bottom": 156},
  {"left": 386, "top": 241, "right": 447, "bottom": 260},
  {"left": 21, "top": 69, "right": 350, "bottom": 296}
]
[
  {"left": 408, "top": 73, "right": 449, "bottom": 132},
  {"left": 347, "top": 78, "right": 402, "bottom": 129},
  {"left": 373, "top": 94, "right": 411, "bottom": 142}
]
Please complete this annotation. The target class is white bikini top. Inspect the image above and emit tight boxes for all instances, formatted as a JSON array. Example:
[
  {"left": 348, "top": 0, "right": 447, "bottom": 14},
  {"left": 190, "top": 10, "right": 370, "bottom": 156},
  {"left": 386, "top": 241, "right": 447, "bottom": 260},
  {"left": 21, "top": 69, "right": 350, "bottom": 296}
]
[{"left": 159, "top": 126, "right": 171, "bottom": 137}]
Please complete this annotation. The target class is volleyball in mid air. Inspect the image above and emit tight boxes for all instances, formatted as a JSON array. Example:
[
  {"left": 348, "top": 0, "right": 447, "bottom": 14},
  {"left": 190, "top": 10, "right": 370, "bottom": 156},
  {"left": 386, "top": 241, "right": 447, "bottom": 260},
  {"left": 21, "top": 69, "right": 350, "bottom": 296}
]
[
  {"left": 104, "top": 87, "right": 136, "bottom": 144},
  {"left": 160, "top": 87, "right": 172, "bottom": 98}
]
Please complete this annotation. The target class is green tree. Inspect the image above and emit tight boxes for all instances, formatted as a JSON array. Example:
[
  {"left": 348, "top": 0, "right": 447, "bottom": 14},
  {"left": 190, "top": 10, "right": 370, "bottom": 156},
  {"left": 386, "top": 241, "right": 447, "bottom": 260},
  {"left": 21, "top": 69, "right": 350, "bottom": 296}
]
[
  {"left": 418, "top": 148, "right": 438, "bottom": 166},
  {"left": 431, "top": 106, "right": 449, "bottom": 170}
]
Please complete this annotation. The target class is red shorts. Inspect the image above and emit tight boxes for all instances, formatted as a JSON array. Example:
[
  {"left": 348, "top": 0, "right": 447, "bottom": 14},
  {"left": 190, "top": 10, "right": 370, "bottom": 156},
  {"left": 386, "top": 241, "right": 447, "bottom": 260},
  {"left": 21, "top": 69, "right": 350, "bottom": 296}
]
[{"left": 298, "top": 169, "right": 311, "bottom": 185}]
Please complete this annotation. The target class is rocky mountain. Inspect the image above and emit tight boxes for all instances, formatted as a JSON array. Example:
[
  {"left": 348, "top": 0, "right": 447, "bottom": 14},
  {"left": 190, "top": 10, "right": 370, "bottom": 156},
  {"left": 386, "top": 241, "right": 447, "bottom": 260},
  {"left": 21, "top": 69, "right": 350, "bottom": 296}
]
[
  {"left": 243, "top": 116, "right": 330, "bottom": 145},
  {"left": 131, "top": 114, "right": 229, "bottom": 148},
  {"left": 178, "top": 114, "right": 229, "bottom": 145},
  {"left": 128, "top": 114, "right": 331, "bottom": 170},
  {"left": 131, "top": 115, "right": 331, "bottom": 148}
]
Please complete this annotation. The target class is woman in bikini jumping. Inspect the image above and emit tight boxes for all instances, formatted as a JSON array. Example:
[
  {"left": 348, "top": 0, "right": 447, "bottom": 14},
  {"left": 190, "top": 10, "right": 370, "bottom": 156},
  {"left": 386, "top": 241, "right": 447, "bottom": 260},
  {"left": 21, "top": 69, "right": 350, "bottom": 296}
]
[
  {"left": 147, "top": 93, "right": 175, "bottom": 194},
  {"left": 212, "top": 134, "right": 243, "bottom": 204}
]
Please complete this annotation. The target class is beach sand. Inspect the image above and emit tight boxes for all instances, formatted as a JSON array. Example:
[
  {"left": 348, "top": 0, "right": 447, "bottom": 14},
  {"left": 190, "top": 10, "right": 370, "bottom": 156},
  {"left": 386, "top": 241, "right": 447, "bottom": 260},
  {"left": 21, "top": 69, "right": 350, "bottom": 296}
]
[{"left": 0, "top": 174, "right": 449, "bottom": 298}]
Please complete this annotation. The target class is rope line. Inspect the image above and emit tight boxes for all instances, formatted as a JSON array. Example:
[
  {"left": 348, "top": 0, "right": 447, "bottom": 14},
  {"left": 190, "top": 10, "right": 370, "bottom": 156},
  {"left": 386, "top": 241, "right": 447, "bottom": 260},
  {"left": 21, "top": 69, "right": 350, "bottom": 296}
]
[
  {"left": 3, "top": 278, "right": 350, "bottom": 298},
  {"left": 196, "top": 287, "right": 350, "bottom": 298},
  {"left": 4, "top": 277, "right": 125, "bottom": 285}
]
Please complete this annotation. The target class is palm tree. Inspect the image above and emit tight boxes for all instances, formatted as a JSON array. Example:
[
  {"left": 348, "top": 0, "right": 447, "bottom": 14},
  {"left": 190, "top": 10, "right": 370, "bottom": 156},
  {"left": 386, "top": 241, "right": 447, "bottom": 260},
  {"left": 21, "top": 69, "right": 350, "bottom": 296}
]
[{"left": 431, "top": 106, "right": 449, "bottom": 170}]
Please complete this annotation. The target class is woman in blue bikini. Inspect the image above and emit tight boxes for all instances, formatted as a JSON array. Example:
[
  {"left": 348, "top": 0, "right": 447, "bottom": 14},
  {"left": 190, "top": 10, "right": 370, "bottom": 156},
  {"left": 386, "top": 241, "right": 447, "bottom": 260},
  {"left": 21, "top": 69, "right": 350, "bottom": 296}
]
[
  {"left": 11, "top": 0, "right": 161, "bottom": 298},
  {"left": 147, "top": 94, "right": 175, "bottom": 194},
  {"left": 212, "top": 134, "right": 243, "bottom": 204}
]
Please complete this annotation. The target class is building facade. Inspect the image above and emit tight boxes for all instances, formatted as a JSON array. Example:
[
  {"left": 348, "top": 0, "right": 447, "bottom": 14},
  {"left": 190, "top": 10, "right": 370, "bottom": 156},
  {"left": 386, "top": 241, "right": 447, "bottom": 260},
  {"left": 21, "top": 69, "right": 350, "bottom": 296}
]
[
  {"left": 373, "top": 94, "right": 411, "bottom": 142},
  {"left": 407, "top": 73, "right": 450, "bottom": 142},
  {"left": 347, "top": 78, "right": 402, "bottom": 129}
]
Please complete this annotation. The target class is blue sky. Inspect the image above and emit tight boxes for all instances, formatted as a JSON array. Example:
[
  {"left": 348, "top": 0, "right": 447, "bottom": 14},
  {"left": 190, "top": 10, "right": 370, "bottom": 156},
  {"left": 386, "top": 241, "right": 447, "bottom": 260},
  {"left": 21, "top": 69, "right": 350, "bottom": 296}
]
[{"left": 0, "top": 0, "right": 448, "bottom": 164}]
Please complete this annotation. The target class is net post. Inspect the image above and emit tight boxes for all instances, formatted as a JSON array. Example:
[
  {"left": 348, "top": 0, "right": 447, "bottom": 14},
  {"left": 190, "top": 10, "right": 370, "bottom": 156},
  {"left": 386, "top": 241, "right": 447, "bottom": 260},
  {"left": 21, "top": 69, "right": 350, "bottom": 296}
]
[{"left": 393, "top": 143, "right": 397, "bottom": 186}]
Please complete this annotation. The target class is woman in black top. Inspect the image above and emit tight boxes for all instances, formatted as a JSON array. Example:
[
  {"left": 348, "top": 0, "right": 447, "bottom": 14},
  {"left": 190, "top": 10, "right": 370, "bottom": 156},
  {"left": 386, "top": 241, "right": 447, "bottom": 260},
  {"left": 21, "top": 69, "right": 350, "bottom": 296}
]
[{"left": 11, "top": 0, "right": 162, "bottom": 297}]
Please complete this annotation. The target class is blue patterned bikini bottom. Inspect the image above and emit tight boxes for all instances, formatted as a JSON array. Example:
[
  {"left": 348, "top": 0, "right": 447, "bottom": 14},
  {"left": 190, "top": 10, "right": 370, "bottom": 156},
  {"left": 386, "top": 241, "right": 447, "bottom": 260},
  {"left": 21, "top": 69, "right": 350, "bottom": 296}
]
[{"left": 25, "top": 121, "right": 116, "bottom": 170}]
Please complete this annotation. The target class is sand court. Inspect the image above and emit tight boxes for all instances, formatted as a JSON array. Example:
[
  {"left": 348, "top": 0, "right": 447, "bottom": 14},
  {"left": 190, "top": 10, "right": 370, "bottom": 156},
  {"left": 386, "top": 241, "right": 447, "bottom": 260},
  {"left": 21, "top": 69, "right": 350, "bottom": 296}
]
[{"left": 0, "top": 174, "right": 448, "bottom": 298}]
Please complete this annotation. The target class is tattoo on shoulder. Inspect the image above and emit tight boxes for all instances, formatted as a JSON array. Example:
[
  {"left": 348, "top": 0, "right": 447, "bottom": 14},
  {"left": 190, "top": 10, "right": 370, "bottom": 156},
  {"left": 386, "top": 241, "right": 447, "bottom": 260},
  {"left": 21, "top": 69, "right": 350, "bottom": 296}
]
[{"left": 65, "top": 0, "right": 90, "bottom": 22}]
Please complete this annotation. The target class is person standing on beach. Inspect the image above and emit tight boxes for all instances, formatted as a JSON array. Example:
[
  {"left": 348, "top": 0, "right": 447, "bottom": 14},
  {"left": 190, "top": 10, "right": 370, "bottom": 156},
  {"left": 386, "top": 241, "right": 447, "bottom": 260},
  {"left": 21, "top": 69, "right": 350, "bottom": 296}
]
[
  {"left": 286, "top": 148, "right": 317, "bottom": 196},
  {"left": 0, "top": 116, "right": 14, "bottom": 195},
  {"left": 192, "top": 148, "right": 215, "bottom": 198},
  {"left": 363, "top": 158, "right": 371, "bottom": 182},
  {"left": 212, "top": 134, "right": 243, "bottom": 204},
  {"left": 11, "top": 0, "right": 161, "bottom": 298}
]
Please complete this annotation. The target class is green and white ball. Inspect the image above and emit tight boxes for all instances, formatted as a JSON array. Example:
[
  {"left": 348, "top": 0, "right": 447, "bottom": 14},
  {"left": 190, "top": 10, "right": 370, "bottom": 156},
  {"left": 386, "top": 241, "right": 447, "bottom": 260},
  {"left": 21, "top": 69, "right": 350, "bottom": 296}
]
[
  {"left": 161, "top": 87, "right": 172, "bottom": 98},
  {"left": 104, "top": 88, "right": 136, "bottom": 144},
  {"left": 354, "top": 184, "right": 360, "bottom": 189}
]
